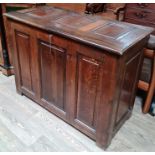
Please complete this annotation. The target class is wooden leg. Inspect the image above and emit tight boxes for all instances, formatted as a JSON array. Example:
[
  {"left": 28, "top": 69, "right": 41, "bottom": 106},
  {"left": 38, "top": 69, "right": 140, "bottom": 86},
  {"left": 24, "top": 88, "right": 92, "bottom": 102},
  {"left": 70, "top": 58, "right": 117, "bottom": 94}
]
[{"left": 143, "top": 52, "right": 155, "bottom": 113}]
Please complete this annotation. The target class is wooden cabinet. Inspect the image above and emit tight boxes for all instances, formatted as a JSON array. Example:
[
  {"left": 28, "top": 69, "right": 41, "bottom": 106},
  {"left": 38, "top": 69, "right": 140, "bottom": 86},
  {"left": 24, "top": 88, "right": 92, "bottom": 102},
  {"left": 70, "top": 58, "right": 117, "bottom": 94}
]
[
  {"left": 124, "top": 3, "right": 155, "bottom": 35},
  {"left": 6, "top": 6, "right": 153, "bottom": 149}
]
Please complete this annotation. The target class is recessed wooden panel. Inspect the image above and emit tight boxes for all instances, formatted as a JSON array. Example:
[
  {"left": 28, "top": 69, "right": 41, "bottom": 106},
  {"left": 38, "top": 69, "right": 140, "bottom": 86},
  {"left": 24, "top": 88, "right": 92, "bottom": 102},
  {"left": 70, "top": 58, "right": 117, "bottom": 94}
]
[
  {"left": 38, "top": 40, "right": 66, "bottom": 111},
  {"left": 15, "top": 31, "right": 33, "bottom": 93},
  {"left": 94, "top": 23, "right": 130, "bottom": 39},
  {"left": 116, "top": 52, "right": 141, "bottom": 124},
  {"left": 28, "top": 7, "right": 60, "bottom": 16},
  {"left": 27, "top": 7, "right": 65, "bottom": 19},
  {"left": 56, "top": 14, "right": 96, "bottom": 28},
  {"left": 75, "top": 54, "right": 101, "bottom": 129}
]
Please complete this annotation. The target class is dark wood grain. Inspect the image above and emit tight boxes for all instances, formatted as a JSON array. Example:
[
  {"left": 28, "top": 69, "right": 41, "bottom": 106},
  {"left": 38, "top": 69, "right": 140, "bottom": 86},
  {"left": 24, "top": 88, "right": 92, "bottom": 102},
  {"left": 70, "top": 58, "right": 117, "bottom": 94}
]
[
  {"left": 39, "top": 40, "right": 67, "bottom": 111},
  {"left": 124, "top": 4, "right": 155, "bottom": 35},
  {"left": 15, "top": 31, "right": 33, "bottom": 93},
  {"left": 7, "top": 6, "right": 153, "bottom": 149},
  {"left": 76, "top": 54, "right": 100, "bottom": 128},
  {"left": 5, "top": 6, "right": 153, "bottom": 55}
]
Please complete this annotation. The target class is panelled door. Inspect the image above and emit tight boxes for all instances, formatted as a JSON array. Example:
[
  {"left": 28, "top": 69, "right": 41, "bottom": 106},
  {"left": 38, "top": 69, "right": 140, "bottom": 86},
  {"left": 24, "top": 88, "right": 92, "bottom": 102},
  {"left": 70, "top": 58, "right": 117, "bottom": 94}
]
[
  {"left": 11, "top": 23, "right": 40, "bottom": 99},
  {"left": 36, "top": 33, "right": 71, "bottom": 120},
  {"left": 70, "top": 45, "right": 105, "bottom": 140}
]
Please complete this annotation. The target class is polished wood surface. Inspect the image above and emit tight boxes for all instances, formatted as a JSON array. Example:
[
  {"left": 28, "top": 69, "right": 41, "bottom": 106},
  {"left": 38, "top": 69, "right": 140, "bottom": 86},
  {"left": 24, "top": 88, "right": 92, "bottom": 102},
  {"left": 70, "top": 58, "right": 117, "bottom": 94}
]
[
  {"left": 5, "top": 6, "right": 153, "bottom": 149},
  {"left": 5, "top": 6, "right": 153, "bottom": 55}
]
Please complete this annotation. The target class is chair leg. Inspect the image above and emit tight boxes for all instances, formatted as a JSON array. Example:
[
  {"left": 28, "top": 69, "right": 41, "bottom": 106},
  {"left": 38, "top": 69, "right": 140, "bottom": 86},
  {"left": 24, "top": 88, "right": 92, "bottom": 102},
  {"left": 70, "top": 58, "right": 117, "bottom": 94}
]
[{"left": 143, "top": 51, "right": 155, "bottom": 113}]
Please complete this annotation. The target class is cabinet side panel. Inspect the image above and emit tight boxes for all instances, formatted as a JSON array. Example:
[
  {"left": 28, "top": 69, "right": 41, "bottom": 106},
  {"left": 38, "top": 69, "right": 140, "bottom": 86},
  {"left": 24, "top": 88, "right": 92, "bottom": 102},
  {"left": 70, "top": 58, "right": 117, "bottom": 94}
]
[
  {"left": 75, "top": 54, "right": 100, "bottom": 129},
  {"left": 116, "top": 52, "right": 140, "bottom": 124},
  {"left": 38, "top": 40, "right": 66, "bottom": 111},
  {"left": 15, "top": 31, "right": 33, "bottom": 93}
]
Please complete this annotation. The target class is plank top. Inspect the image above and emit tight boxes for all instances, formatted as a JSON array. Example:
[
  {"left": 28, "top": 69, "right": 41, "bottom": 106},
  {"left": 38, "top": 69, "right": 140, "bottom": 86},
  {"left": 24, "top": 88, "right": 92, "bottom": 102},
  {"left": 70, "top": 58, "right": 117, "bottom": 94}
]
[{"left": 4, "top": 6, "right": 154, "bottom": 55}]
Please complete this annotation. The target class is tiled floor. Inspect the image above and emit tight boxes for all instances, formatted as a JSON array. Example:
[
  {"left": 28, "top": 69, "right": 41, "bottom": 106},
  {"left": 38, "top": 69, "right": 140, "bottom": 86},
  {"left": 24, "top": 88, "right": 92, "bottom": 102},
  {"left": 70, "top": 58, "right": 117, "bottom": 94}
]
[{"left": 0, "top": 73, "right": 155, "bottom": 152}]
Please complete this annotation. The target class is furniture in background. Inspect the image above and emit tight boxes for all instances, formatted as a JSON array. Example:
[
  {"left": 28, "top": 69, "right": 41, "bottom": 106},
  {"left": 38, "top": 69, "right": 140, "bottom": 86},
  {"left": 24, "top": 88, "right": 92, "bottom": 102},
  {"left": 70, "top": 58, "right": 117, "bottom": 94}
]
[
  {"left": 0, "top": 3, "right": 45, "bottom": 76},
  {"left": 85, "top": 3, "right": 125, "bottom": 20},
  {"left": 49, "top": 3, "right": 123, "bottom": 19},
  {"left": 116, "top": 3, "right": 155, "bottom": 114},
  {"left": 85, "top": 3, "right": 106, "bottom": 14},
  {"left": 143, "top": 35, "right": 155, "bottom": 113},
  {"left": 123, "top": 4, "right": 155, "bottom": 35},
  {"left": 47, "top": 3, "right": 86, "bottom": 13},
  {"left": 0, "top": 4, "right": 10, "bottom": 75},
  {"left": 5, "top": 6, "right": 153, "bottom": 149}
]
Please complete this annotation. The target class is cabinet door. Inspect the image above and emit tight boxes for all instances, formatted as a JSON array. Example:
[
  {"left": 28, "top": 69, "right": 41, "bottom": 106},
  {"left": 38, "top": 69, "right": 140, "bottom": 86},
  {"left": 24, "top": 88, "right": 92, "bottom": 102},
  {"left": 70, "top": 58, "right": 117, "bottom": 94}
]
[
  {"left": 37, "top": 35, "right": 69, "bottom": 119},
  {"left": 72, "top": 48, "right": 104, "bottom": 139},
  {"left": 12, "top": 23, "right": 39, "bottom": 99}
]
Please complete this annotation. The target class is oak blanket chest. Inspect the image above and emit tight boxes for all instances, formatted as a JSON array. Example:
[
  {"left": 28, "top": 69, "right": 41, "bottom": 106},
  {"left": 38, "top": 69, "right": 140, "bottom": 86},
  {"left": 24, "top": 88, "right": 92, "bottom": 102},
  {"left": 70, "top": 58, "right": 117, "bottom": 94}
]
[{"left": 5, "top": 6, "right": 153, "bottom": 149}]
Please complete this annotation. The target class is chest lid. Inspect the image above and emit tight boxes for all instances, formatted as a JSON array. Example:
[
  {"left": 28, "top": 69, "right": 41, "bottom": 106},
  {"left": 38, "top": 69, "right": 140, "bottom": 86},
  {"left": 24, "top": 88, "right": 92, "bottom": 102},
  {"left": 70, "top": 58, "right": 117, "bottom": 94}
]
[{"left": 5, "top": 6, "right": 154, "bottom": 55}]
